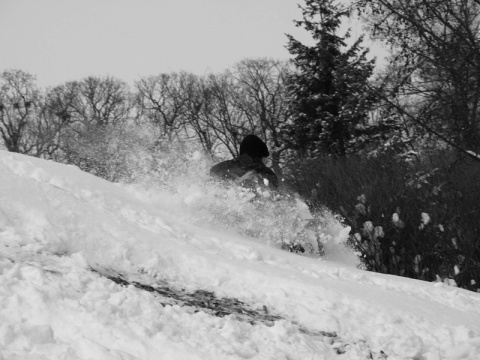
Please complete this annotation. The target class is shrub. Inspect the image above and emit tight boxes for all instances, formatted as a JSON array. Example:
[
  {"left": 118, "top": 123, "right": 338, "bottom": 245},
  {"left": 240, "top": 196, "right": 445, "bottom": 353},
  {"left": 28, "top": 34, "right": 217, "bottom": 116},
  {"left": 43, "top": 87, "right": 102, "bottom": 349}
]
[{"left": 284, "top": 152, "right": 480, "bottom": 292}]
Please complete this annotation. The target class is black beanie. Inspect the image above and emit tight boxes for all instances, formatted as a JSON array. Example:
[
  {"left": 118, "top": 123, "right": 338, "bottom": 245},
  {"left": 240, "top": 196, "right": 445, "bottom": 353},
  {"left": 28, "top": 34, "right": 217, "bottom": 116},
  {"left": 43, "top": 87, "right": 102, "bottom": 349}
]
[{"left": 239, "top": 134, "right": 269, "bottom": 159}]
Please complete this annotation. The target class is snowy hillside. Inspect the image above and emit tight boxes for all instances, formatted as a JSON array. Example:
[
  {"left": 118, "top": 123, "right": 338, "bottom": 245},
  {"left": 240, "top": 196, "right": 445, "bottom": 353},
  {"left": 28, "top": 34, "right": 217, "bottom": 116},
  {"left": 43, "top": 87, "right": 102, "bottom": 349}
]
[{"left": 1, "top": 150, "right": 480, "bottom": 360}]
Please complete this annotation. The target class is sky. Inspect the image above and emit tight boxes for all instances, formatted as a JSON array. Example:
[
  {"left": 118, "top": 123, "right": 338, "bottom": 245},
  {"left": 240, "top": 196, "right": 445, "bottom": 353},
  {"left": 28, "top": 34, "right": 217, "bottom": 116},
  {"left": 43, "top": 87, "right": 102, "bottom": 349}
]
[
  {"left": 0, "top": 0, "right": 386, "bottom": 89},
  {"left": 1, "top": 149, "right": 480, "bottom": 359}
]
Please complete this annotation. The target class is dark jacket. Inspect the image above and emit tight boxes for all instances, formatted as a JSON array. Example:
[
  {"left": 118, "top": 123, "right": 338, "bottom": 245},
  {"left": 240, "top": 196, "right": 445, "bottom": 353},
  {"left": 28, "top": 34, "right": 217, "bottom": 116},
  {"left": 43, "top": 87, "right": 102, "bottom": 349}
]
[{"left": 210, "top": 153, "right": 279, "bottom": 189}]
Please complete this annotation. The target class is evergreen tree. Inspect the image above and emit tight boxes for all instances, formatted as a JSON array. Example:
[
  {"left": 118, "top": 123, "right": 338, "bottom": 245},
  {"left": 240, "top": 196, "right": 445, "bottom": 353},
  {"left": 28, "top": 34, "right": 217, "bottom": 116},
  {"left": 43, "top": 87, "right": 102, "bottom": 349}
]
[{"left": 286, "top": 0, "right": 377, "bottom": 157}]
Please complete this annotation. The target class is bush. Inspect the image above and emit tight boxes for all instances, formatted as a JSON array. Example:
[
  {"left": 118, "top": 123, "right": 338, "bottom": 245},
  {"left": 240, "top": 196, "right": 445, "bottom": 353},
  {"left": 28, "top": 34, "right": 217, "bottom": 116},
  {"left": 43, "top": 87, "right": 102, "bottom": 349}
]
[{"left": 284, "top": 151, "right": 480, "bottom": 292}]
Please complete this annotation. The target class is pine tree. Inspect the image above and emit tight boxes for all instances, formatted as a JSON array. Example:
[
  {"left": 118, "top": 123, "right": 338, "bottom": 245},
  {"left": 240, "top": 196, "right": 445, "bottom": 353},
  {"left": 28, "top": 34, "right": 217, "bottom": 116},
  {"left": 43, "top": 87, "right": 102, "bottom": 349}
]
[{"left": 286, "top": 0, "right": 377, "bottom": 157}]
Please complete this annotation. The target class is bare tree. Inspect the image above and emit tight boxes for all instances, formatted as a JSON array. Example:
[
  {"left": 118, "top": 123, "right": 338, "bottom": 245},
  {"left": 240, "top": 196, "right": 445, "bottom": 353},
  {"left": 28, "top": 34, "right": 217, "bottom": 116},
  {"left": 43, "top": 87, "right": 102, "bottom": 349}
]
[
  {"left": 24, "top": 95, "right": 68, "bottom": 159},
  {"left": 71, "top": 76, "right": 132, "bottom": 126},
  {"left": 232, "top": 58, "right": 293, "bottom": 175},
  {"left": 0, "top": 69, "right": 41, "bottom": 154},
  {"left": 357, "top": 0, "right": 480, "bottom": 158},
  {"left": 180, "top": 61, "right": 293, "bottom": 169},
  {"left": 180, "top": 73, "right": 218, "bottom": 153},
  {"left": 135, "top": 73, "right": 189, "bottom": 143},
  {"left": 181, "top": 71, "right": 254, "bottom": 157},
  {"left": 204, "top": 72, "right": 253, "bottom": 157},
  {"left": 46, "top": 76, "right": 134, "bottom": 179}
]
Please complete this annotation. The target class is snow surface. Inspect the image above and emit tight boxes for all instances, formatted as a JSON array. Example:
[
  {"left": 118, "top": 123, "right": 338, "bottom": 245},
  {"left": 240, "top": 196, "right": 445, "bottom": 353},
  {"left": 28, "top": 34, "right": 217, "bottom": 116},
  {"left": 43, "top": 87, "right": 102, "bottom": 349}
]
[{"left": 1, "top": 150, "right": 480, "bottom": 360}]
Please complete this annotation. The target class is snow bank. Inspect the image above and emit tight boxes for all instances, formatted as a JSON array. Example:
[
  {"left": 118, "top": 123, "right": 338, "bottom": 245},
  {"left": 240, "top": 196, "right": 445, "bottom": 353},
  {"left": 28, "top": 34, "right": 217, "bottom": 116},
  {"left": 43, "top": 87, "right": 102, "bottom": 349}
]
[{"left": 1, "top": 150, "right": 480, "bottom": 359}]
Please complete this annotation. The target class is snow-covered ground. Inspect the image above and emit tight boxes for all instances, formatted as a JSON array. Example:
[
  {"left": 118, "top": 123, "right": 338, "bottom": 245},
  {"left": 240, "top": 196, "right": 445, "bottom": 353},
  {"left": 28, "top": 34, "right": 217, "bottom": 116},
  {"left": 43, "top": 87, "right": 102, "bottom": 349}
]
[{"left": 1, "top": 150, "right": 480, "bottom": 360}]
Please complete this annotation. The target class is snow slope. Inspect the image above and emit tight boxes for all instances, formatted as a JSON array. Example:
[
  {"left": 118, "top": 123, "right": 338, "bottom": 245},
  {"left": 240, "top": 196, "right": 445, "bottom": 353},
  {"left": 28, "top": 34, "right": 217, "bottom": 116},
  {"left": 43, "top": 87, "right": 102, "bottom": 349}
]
[{"left": 1, "top": 150, "right": 480, "bottom": 360}]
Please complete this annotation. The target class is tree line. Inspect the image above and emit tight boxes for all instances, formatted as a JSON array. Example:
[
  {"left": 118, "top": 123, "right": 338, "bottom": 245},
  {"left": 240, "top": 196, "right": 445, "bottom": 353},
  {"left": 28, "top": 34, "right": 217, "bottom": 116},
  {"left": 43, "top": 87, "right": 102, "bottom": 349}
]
[
  {"left": 3, "top": 0, "right": 480, "bottom": 174},
  {"left": 0, "top": 59, "right": 292, "bottom": 180}
]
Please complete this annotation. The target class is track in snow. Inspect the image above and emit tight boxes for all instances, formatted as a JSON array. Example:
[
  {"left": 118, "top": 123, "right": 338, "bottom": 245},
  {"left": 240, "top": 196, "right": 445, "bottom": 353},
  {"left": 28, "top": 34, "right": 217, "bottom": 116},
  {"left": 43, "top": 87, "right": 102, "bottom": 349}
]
[{"left": 95, "top": 267, "right": 388, "bottom": 359}]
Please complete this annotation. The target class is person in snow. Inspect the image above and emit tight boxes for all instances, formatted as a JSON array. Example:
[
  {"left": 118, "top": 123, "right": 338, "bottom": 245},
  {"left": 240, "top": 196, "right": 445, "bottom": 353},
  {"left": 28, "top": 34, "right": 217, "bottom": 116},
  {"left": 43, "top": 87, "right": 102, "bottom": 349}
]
[{"left": 210, "top": 134, "right": 279, "bottom": 189}]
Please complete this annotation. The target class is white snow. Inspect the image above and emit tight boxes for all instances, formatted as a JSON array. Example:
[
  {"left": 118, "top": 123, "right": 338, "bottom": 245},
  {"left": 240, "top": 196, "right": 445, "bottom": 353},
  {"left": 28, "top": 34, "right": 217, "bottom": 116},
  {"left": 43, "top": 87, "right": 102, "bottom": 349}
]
[
  {"left": 466, "top": 150, "right": 480, "bottom": 160},
  {"left": 421, "top": 213, "right": 431, "bottom": 226},
  {"left": 1, "top": 150, "right": 480, "bottom": 359}
]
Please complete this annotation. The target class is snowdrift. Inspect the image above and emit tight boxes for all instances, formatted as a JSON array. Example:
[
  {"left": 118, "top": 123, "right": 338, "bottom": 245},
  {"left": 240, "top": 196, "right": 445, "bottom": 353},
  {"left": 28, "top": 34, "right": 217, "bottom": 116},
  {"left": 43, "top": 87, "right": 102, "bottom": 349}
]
[{"left": 1, "top": 150, "right": 480, "bottom": 360}]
